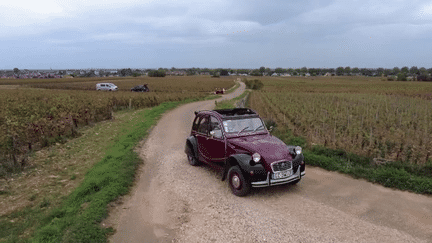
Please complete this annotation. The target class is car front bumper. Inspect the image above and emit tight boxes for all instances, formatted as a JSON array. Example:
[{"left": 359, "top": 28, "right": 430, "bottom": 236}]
[{"left": 251, "top": 167, "right": 305, "bottom": 188}]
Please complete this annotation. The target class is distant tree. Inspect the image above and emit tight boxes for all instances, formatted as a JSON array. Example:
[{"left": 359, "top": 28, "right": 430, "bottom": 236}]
[
  {"left": 309, "top": 68, "right": 319, "bottom": 75},
  {"left": 376, "top": 67, "right": 384, "bottom": 76},
  {"left": 237, "top": 69, "right": 249, "bottom": 74},
  {"left": 120, "top": 68, "right": 132, "bottom": 77},
  {"left": 300, "top": 67, "right": 307, "bottom": 73},
  {"left": 88, "top": 70, "right": 96, "bottom": 77},
  {"left": 220, "top": 69, "right": 229, "bottom": 76},
  {"left": 13, "top": 68, "right": 20, "bottom": 75},
  {"left": 187, "top": 69, "right": 196, "bottom": 76},
  {"left": 275, "top": 67, "right": 283, "bottom": 74},
  {"left": 393, "top": 67, "right": 400, "bottom": 74},
  {"left": 409, "top": 66, "right": 419, "bottom": 75},
  {"left": 383, "top": 69, "right": 391, "bottom": 76},
  {"left": 148, "top": 70, "right": 166, "bottom": 77},
  {"left": 336, "top": 66, "right": 344, "bottom": 76},
  {"left": 344, "top": 66, "right": 351, "bottom": 75},
  {"left": 419, "top": 67, "right": 427, "bottom": 75},
  {"left": 251, "top": 69, "right": 263, "bottom": 76},
  {"left": 360, "top": 68, "right": 372, "bottom": 76},
  {"left": 417, "top": 75, "right": 431, "bottom": 81},
  {"left": 259, "top": 66, "right": 265, "bottom": 75},
  {"left": 401, "top": 66, "right": 409, "bottom": 73},
  {"left": 397, "top": 73, "right": 407, "bottom": 81},
  {"left": 351, "top": 67, "right": 359, "bottom": 75}
]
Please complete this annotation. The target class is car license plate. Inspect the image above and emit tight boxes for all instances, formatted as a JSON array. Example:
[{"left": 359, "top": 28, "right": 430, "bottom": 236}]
[{"left": 273, "top": 170, "right": 291, "bottom": 179}]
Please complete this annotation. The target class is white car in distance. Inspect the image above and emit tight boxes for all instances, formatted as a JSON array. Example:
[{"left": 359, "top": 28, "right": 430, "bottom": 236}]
[{"left": 96, "top": 83, "right": 118, "bottom": 91}]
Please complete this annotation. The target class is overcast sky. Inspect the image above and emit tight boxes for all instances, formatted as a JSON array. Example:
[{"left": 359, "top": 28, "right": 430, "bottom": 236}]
[{"left": 1, "top": 0, "right": 432, "bottom": 69}]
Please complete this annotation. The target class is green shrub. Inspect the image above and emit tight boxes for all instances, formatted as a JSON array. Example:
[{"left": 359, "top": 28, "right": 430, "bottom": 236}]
[
  {"left": 244, "top": 79, "right": 264, "bottom": 90},
  {"left": 147, "top": 70, "right": 166, "bottom": 77},
  {"left": 397, "top": 73, "right": 407, "bottom": 81}
]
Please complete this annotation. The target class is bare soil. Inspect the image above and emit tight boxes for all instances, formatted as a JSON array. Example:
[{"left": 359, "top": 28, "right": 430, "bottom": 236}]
[{"left": 106, "top": 81, "right": 432, "bottom": 243}]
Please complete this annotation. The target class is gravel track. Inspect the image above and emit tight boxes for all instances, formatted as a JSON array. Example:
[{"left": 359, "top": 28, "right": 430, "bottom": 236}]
[{"left": 107, "top": 81, "right": 432, "bottom": 243}]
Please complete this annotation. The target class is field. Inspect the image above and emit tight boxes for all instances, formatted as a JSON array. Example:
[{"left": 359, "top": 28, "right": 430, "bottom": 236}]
[
  {"left": 248, "top": 76, "right": 432, "bottom": 164},
  {"left": 0, "top": 76, "right": 234, "bottom": 177}
]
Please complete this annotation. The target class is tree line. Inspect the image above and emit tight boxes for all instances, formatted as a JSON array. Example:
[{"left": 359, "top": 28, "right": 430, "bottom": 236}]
[{"left": 6, "top": 66, "right": 432, "bottom": 80}]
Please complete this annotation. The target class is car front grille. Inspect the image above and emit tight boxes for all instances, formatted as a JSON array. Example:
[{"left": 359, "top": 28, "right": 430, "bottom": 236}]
[{"left": 271, "top": 160, "right": 292, "bottom": 172}]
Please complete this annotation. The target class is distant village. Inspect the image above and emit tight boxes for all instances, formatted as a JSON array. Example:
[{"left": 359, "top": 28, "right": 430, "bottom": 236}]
[
  {"left": 0, "top": 68, "right": 221, "bottom": 79},
  {"left": 1, "top": 67, "right": 431, "bottom": 81}
]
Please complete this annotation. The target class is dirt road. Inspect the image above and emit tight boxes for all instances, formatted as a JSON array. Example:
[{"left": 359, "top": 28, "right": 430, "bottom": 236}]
[{"left": 107, "top": 82, "right": 432, "bottom": 243}]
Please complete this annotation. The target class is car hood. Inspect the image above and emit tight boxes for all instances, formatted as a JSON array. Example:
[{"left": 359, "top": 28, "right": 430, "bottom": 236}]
[{"left": 227, "top": 134, "right": 292, "bottom": 163}]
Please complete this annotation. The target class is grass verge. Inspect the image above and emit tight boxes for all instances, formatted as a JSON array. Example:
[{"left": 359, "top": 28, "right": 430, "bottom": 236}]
[
  {"left": 0, "top": 99, "right": 194, "bottom": 243},
  {"left": 32, "top": 101, "right": 183, "bottom": 242}
]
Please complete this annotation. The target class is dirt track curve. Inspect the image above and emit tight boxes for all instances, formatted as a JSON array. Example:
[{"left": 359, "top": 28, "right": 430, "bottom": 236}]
[{"left": 107, "top": 81, "right": 432, "bottom": 243}]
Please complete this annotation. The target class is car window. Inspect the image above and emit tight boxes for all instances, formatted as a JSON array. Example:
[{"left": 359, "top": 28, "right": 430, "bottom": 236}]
[
  {"left": 210, "top": 116, "right": 223, "bottom": 139},
  {"left": 192, "top": 116, "right": 200, "bottom": 131},
  {"left": 197, "top": 115, "right": 210, "bottom": 134},
  {"left": 222, "top": 118, "right": 265, "bottom": 133}
]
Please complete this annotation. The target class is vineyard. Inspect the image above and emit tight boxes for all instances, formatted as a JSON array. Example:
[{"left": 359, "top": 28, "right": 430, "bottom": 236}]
[
  {"left": 0, "top": 76, "right": 234, "bottom": 176},
  {"left": 248, "top": 76, "right": 432, "bottom": 164}
]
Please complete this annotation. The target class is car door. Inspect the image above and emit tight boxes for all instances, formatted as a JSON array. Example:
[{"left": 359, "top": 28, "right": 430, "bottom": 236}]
[
  {"left": 196, "top": 115, "right": 226, "bottom": 163},
  {"left": 195, "top": 115, "right": 211, "bottom": 163},
  {"left": 206, "top": 116, "right": 226, "bottom": 163}
]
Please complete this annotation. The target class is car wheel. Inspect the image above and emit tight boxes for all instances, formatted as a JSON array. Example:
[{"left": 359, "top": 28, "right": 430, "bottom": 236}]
[
  {"left": 187, "top": 153, "right": 200, "bottom": 166},
  {"left": 228, "top": 166, "right": 251, "bottom": 197}
]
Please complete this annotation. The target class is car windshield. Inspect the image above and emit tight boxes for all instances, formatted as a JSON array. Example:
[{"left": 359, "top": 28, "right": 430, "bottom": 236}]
[{"left": 222, "top": 118, "right": 266, "bottom": 134}]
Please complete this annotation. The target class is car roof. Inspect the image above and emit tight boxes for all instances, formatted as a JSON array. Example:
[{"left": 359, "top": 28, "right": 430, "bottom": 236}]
[
  {"left": 97, "top": 83, "right": 115, "bottom": 85},
  {"left": 195, "top": 108, "right": 259, "bottom": 119}
]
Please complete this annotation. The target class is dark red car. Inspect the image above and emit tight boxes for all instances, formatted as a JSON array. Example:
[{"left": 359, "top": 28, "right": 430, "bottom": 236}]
[
  {"left": 131, "top": 84, "right": 149, "bottom": 92},
  {"left": 185, "top": 108, "right": 305, "bottom": 196},
  {"left": 214, "top": 88, "right": 225, "bottom": 94}
]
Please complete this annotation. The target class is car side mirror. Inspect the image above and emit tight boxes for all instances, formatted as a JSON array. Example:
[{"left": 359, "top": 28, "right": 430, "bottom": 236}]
[{"left": 209, "top": 130, "right": 215, "bottom": 138}]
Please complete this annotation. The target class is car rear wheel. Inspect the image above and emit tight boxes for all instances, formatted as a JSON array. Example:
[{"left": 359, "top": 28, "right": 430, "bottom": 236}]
[{"left": 228, "top": 166, "right": 251, "bottom": 197}]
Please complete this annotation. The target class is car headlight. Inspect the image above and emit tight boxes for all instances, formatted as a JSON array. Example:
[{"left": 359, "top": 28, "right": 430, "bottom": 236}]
[
  {"left": 252, "top": 153, "right": 261, "bottom": 163},
  {"left": 295, "top": 146, "right": 302, "bottom": 155}
]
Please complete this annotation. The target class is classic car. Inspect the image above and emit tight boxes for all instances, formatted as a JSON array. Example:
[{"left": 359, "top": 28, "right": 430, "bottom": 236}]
[
  {"left": 131, "top": 84, "right": 150, "bottom": 92},
  {"left": 185, "top": 108, "right": 305, "bottom": 196},
  {"left": 214, "top": 88, "right": 225, "bottom": 94}
]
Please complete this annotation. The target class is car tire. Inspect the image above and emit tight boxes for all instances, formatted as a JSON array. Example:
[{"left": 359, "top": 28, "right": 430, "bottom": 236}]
[
  {"left": 187, "top": 152, "right": 200, "bottom": 166},
  {"left": 228, "top": 166, "right": 251, "bottom": 197}
]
